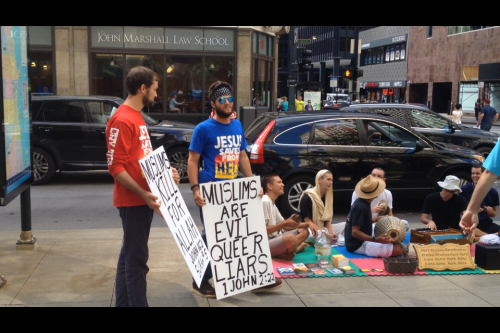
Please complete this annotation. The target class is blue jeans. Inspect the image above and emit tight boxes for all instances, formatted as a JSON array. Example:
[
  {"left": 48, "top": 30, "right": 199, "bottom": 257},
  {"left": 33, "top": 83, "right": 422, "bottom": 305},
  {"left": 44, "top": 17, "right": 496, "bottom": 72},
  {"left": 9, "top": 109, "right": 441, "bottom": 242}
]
[
  {"left": 195, "top": 206, "right": 213, "bottom": 283},
  {"left": 481, "top": 123, "right": 492, "bottom": 131},
  {"left": 115, "top": 205, "right": 154, "bottom": 307}
]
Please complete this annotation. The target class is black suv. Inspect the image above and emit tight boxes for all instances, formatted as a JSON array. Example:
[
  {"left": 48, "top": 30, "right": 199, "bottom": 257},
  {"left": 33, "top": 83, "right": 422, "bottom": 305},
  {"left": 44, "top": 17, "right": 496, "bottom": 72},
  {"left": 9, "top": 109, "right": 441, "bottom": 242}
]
[
  {"left": 30, "top": 95, "right": 194, "bottom": 185},
  {"left": 341, "top": 103, "right": 499, "bottom": 158},
  {"left": 245, "top": 111, "right": 483, "bottom": 217}
]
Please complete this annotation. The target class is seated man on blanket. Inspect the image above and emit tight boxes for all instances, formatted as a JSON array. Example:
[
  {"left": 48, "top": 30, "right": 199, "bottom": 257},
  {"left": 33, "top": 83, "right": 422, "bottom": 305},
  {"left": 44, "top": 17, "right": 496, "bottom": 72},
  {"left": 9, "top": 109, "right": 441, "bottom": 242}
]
[
  {"left": 351, "top": 167, "right": 409, "bottom": 234},
  {"left": 345, "top": 175, "right": 404, "bottom": 257},
  {"left": 298, "top": 170, "right": 346, "bottom": 245},
  {"left": 460, "top": 165, "right": 500, "bottom": 241},
  {"left": 262, "top": 174, "right": 312, "bottom": 260},
  {"left": 421, "top": 175, "right": 468, "bottom": 231}
]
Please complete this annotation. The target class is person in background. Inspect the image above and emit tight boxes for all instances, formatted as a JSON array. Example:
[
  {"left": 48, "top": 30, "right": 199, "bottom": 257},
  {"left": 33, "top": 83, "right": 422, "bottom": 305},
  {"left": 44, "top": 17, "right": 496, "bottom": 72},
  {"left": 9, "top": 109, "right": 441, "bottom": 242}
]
[
  {"left": 295, "top": 95, "right": 305, "bottom": 111},
  {"left": 281, "top": 96, "right": 289, "bottom": 111},
  {"left": 452, "top": 103, "right": 463, "bottom": 125},
  {"left": 305, "top": 100, "right": 314, "bottom": 111},
  {"left": 477, "top": 98, "right": 498, "bottom": 131},
  {"left": 475, "top": 99, "right": 482, "bottom": 121},
  {"left": 252, "top": 93, "right": 260, "bottom": 106},
  {"left": 460, "top": 165, "right": 500, "bottom": 240},
  {"left": 169, "top": 94, "right": 184, "bottom": 113}
]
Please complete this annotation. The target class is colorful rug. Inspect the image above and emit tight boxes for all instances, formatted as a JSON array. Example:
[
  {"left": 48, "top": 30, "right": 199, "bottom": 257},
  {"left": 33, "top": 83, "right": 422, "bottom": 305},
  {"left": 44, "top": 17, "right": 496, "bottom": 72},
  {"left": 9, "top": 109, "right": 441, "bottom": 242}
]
[{"left": 272, "top": 236, "right": 500, "bottom": 278}]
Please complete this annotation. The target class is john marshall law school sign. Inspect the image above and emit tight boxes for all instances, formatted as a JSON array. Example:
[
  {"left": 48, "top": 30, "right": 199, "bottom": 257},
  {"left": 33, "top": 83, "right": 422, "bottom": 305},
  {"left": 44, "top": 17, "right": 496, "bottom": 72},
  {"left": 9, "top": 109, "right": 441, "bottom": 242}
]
[{"left": 91, "top": 26, "right": 235, "bottom": 52}]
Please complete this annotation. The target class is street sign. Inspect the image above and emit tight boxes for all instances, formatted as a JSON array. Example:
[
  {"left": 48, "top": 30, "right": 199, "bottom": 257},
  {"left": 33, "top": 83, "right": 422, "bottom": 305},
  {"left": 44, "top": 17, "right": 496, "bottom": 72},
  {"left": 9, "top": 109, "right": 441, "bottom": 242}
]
[
  {"left": 330, "top": 77, "right": 338, "bottom": 88},
  {"left": 297, "top": 39, "right": 311, "bottom": 44}
]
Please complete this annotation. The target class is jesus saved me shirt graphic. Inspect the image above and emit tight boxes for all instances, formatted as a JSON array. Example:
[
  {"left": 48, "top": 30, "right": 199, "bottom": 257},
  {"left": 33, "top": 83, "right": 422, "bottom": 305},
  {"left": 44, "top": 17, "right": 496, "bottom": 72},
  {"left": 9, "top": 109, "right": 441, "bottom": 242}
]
[{"left": 189, "top": 118, "right": 248, "bottom": 184}]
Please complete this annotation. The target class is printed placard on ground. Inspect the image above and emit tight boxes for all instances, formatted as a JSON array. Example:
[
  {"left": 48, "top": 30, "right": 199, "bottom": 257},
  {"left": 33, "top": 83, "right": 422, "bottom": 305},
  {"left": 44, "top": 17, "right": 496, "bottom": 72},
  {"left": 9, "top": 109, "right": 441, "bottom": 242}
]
[
  {"left": 413, "top": 243, "right": 475, "bottom": 271},
  {"left": 139, "top": 146, "right": 209, "bottom": 287},
  {"left": 201, "top": 176, "right": 275, "bottom": 300}
]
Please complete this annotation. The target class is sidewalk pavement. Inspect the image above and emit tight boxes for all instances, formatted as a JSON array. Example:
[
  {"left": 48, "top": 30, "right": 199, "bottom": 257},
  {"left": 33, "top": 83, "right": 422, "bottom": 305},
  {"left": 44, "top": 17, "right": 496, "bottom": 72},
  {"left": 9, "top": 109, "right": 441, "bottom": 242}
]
[{"left": 2, "top": 226, "right": 500, "bottom": 307}]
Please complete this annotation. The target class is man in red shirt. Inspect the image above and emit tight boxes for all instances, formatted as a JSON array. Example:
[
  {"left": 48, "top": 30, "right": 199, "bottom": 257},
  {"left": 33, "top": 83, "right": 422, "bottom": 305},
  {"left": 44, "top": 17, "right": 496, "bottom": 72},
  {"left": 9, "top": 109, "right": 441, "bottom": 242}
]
[{"left": 106, "top": 66, "right": 180, "bottom": 307}]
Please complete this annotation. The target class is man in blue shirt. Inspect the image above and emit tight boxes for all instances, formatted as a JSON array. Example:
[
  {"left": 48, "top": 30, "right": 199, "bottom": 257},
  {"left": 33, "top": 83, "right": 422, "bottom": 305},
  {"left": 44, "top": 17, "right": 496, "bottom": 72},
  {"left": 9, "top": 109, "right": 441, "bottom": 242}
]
[
  {"left": 476, "top": 99, "right": 498, "bottom": 131},
  {"left": 460, "top": 166, "right": 499, "bottom": 240}
]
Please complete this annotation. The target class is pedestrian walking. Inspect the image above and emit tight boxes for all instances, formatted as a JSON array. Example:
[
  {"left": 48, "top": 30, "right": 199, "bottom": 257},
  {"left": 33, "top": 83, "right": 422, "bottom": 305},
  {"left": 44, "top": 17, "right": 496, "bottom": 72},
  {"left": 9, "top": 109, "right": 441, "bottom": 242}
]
[
  {"left": 475, "top": 99, "right": 482, "bottom": 120},
  {"left": 106, "top": 66, "right": 180, "bottom": 307},
  {"left": 452, "top": 103, "right": 463, "bottom": 125},
  {"left": 188, "top": 81, "right": 274, "bottom": 298},
  {"left": 477, "top": 98, "right": 498, "bottom": 131}
]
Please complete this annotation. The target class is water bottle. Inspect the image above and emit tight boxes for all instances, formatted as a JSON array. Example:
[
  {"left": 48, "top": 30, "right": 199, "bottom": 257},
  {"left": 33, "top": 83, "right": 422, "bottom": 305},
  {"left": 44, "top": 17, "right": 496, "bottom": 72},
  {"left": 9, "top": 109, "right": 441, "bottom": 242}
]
[{"left": 315, "top": 231, "right": 331, "bottom": 260}]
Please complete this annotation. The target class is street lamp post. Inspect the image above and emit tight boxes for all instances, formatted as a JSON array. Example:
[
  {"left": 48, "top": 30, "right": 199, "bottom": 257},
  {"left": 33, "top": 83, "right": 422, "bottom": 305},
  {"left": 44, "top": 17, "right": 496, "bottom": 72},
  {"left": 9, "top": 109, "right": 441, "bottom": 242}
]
[{"left": 288, "top": 26, "right": 298, "bottom": 111}]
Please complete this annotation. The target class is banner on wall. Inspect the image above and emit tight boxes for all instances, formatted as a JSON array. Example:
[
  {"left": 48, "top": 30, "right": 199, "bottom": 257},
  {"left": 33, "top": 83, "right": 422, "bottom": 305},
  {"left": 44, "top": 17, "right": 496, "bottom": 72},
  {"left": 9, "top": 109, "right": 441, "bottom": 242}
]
[
  {"left": 304, "top": 91, "right": 322, "bottom": 110},
  {"left": 139, "top": 146, "right": 209, "bottom": 287},
  {"left": 201, "top": 176, "right": 275, "bottom": 300}
]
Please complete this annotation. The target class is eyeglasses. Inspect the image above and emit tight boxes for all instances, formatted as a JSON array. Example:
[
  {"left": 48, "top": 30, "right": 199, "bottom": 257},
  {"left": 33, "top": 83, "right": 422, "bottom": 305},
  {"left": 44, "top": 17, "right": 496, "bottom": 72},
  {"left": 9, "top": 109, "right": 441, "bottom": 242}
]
[{"left": 218, "top": 96, "right": 234, "bottom": 104}]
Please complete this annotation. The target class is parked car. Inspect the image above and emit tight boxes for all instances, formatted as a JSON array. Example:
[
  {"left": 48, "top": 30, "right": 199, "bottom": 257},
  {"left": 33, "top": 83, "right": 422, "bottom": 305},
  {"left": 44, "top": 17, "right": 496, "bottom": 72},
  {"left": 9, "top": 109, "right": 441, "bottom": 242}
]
[
  {"left": 30, "top": 95, "right": 195, "bottom": 185},
  {"left": 340, "top": 103, "right": 500, "bottom": 158},
  {"left": 245, "top": 111, "right": 483, "bottom": 217}
]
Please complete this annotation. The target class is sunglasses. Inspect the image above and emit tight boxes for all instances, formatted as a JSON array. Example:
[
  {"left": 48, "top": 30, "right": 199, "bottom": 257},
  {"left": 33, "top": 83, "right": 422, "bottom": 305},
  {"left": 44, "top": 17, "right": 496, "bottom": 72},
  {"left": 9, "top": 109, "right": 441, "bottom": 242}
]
[{"left": 218, "top": 96, "right": 234, "bottom": 104}]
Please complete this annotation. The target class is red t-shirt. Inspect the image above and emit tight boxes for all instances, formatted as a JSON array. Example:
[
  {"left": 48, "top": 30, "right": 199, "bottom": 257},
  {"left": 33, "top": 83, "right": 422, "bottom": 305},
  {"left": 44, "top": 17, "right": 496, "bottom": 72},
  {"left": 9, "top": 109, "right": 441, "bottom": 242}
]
[{"left": 106, "top": 105, "right": 153, "bottom": 207}]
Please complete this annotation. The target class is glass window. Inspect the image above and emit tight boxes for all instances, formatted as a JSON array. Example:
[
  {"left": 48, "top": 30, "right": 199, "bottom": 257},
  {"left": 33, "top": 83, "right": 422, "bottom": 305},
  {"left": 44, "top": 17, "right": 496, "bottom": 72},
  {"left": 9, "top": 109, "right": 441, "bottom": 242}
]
[
  {"left": 259, "top": 33, "right": 268, "bottom": 55},
  {"left": 427, "top": 26, "right": 433, "bottom": 38},
  {"left": 275, "top": 124, "right": 313, "bottom": 144},
  {"left": 126, "top": 54, "right": 164, "bottom": 113},
  {"left": 313, "top": 119, "right": 359, "bottom": 146},
  {"left": 37, "top": 101, "right": 85, "bottom": 123},
  {"left": 205, "top": 57, "right": 234, "bottom": 108},
  {"left": 88, "top": 101, "right": 118, "bottom": 124},
  {"left": 362, "top": 120, "right": 418, "bottom": 147},
  {"left": 28, "top": 26, "right": 52, "bottom": 46},
  {"left": 92, "top": 53, "right": 124, "bottom": 99},
  {"left": 411, "top": 109, "right": 450, "bottom": 129},
  {"left": 28, "top": 51, "right": 54, "bottom": 96},
  {"left": 400, "top": 43, "right": 406, "bottom": 60},
  {"left": 267, "top": 36, "right": 274, "bottom": 57},
  {"left": 253, "top": 32, "right": 258, "bottom": 54},
  {"left": 385, "top": 46, "right": 390, "bottom": 62},
  {"left": 165, "top": 56, "right": 202, "bottom": 114}
]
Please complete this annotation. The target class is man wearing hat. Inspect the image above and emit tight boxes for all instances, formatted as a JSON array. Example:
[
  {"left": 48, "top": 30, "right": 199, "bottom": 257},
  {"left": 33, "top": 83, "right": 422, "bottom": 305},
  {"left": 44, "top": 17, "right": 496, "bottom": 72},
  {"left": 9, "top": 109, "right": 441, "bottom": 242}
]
[
  {"left": 345, "top": 175, "right": 404, "bottom": 257},
  {"left": 476, "top": 98, "right": 498, "bottom": 131},
  {"left": 421, "top": 175, "right": 468, "bottom": 230}
]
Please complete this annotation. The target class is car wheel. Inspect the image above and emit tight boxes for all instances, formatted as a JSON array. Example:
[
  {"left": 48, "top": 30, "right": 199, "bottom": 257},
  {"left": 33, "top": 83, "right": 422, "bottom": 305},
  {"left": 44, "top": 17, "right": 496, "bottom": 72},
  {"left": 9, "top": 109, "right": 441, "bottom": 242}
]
[
  {"left": 476, "top": 146, "right": 492, "bottom": 160},
  {"left": 167, "top": 146, "right": 189, "bottom": 183},
  {"left": 32, "top": 147, "right": 56, "bottom": 185},
  {"left": 279, "top": 175, "right": 315, "bottom": 217}
]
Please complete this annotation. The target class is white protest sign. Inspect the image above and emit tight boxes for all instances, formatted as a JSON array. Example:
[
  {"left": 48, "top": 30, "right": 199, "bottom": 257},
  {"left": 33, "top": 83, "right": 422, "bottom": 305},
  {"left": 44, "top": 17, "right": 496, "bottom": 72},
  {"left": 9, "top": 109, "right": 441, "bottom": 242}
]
[
  {"left": 139, "top": 146, "right": 209, "bottom": 287},
  {"left": 201, "top": 176, "right": 275, "bottom": 300}
]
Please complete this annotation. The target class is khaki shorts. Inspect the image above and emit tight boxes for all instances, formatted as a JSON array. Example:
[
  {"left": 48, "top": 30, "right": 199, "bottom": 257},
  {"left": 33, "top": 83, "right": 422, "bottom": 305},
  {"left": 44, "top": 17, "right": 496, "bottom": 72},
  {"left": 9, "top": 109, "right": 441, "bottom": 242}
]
[{"left": 269, "top": 229, "right": 300, "bottom": 257}]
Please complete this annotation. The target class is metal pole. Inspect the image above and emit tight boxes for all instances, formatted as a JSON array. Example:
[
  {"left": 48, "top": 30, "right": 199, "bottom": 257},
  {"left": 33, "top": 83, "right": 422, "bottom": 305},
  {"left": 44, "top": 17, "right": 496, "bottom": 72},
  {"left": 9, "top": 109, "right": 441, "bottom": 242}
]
[
  {"left": 288, "top": 26, "right": 297, "bottom": 111},
  {"left": 352, "top": 26, "right": 359, "bottom": 101},
  {"left": 17, "top": 186, "right": 36, "bottom": 249},
  {"left": 333, "top": 26, "right": 340, "bottom": 102}
]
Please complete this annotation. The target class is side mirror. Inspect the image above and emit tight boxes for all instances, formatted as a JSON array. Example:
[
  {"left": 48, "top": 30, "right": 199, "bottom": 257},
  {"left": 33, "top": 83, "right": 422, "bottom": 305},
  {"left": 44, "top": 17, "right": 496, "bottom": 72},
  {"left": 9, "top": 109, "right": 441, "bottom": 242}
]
[{"left": 406, "top": 140, "right": 425, "bottom": 154}]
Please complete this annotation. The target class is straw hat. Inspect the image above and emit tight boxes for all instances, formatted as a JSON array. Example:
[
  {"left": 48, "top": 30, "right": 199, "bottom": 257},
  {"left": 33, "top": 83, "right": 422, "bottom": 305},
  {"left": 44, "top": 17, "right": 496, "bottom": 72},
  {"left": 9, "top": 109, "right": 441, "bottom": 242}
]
[{"left": 355, "top": 175, "right": 386, "bottom": 199}]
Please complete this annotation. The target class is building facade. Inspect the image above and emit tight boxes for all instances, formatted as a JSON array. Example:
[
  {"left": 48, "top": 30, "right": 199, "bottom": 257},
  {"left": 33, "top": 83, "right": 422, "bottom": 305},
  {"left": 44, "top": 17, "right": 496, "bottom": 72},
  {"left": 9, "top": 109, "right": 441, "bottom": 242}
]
[
  {"left": 358, "top": 26, "right": 410, "bottom": 103},
  {"left": 407, "top": 26, "right": 500, "bottom": 114},
  {"left": 27, "top": 26, "right": 279, "bottom": 124}
]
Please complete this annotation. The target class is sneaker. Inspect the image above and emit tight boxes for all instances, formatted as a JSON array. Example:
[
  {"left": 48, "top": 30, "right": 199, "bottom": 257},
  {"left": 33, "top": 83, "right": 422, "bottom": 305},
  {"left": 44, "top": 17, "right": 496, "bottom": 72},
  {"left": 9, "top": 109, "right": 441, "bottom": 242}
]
[
  {"left": 192, "top": 281, "right": 216, "bottom": 298},
  {"left": 251, "top": 278, "right": 283, "bottom": 294}
]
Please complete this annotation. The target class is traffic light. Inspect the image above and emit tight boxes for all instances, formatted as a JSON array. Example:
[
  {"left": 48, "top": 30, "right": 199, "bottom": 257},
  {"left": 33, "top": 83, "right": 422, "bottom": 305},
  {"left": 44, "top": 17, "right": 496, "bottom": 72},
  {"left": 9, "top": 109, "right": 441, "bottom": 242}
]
[
  {"left": 343, "top": 67, "right": 353, "bottom": 79},
  {"left": 301, "top": 49, "right": 312, "bottom": 72}
]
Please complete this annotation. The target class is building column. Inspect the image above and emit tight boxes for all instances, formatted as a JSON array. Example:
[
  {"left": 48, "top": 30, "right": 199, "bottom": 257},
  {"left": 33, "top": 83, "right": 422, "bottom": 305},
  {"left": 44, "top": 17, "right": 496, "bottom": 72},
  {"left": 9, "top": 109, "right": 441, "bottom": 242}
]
[
  {"left": 54, "top": 26, "right": 89, "bottom": 96},
  {"left": 236, "top": 27, "right": 253, "bottom": 117}
]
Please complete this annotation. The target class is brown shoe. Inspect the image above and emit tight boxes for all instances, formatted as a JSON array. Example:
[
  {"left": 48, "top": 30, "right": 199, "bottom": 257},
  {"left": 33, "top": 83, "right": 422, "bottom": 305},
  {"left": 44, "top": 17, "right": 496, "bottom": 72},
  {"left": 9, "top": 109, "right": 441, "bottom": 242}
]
[
  {"left": 251, "top": 278, "right": 283, "bottom": 294},
  {"left": 192, "top": 281, "right": 216, "bottom": 298}
]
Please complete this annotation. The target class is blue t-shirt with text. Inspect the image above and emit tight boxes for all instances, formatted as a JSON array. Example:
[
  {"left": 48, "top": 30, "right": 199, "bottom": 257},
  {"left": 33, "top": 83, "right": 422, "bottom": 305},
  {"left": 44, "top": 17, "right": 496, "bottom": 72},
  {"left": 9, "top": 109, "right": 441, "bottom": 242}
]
[{"left": 189, "top": 117, "right": 247, "bottom": 184}]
